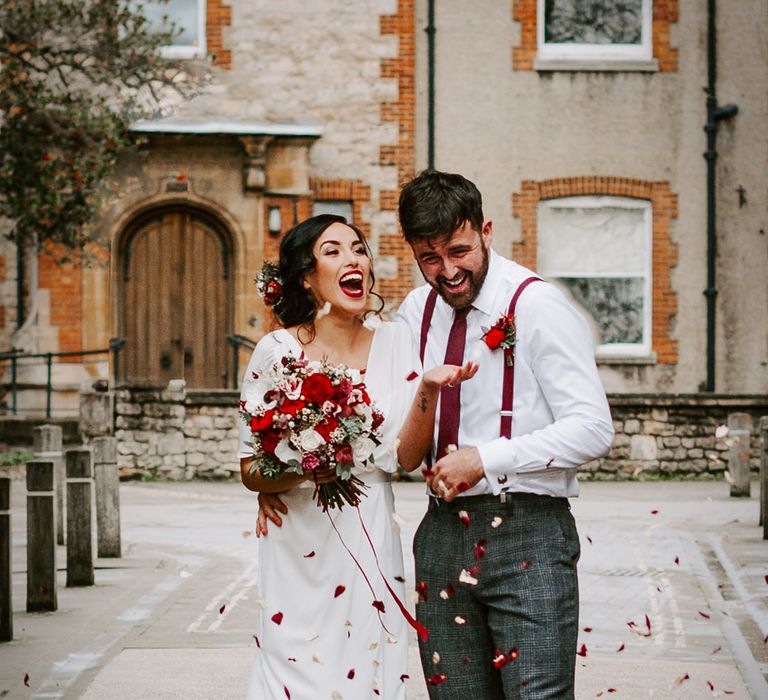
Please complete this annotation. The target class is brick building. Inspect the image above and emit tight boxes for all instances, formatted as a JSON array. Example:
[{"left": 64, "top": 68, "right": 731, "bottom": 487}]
[{"left": 1, "top": 1, "right": 766, "bottom": 477}]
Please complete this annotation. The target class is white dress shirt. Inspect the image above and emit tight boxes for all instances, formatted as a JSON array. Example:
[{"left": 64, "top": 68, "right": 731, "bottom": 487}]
[{"left": 396, "top": 249, "right": 614, "bottom": 498}]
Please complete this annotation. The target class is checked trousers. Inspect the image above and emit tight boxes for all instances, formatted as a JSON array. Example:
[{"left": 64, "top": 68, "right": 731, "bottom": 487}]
[{"left": 413, "top": 492, "right": 581, "bottom": 699}]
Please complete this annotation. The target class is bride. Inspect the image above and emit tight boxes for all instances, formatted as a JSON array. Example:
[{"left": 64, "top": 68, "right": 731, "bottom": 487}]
[{"left": 238, "top": 214, "right": 475, "bottom": 699}]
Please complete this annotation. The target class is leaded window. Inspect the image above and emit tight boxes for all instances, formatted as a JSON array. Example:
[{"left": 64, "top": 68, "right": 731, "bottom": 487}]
[
  {"left": 141, "top": 0, "right": 206, "bottom": 58},
  {"left": 537, "top": 196, "right": 652, "bottom": 357}
]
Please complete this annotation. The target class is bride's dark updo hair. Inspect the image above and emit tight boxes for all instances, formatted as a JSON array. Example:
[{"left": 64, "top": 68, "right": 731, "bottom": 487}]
[{"left": 273, "top": 214, "right": 382, "bottom": 333}]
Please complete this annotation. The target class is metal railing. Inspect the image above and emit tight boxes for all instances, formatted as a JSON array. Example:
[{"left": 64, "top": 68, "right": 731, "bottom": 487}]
[
  {"left": 0, "top": 338, "right": 125, "bottom": 418},
  {"left": 226, "top": 334, "right": 257, "bottom": 389}
]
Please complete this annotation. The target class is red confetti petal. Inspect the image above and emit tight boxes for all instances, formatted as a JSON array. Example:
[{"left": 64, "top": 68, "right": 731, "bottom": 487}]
[
  {"left": 672, "top": 673, "right": 690, "bottom": 687},
  {"left": 457, "top": 481, "right": 471, "bottom": 493},
  {"left": 374, "top": 691, "right": 380, "bottom": 696},
  {"left": 288, "top": 657, "right": 296, "bottom": 662},
  {"left": 334, "top": 585, "right": 346, "bottom": 598},
  {"left": 399, "top": 674, "right": 410, "bottom": 682},
  {"left": 576, "top": 643, "right": 587, "bottom": 657},
  {"left": 219, "top": 604, "right": 226, "bottom": 615},
  {"left": 764, "top": 633, "right": 768, "bottom": 644},
  {"left": 724, "top": 691, "right": 735, "bottom": 695},
  {"left": 586, "top": 536, "right": 593, "bottom": 545},
  {"left": 372, "top": 600, "right": 386, "bottom": 613},
  {"left": 271, "top": 611, "right": 284, "bottom": 625},
  {"left": 650, "top": 509, "right": 659, "bottom": 514},
  {"left": 645, "top": 614, "right": 652, "bottom": 633},
  {"left": 427, "top": 673, "right": 447, "bottom": 686},
  {"left": 764, "top": 575, "right": 768, "bottom": 585},
  {"left": 470, "top": 566, "right": 480, "bottom": 575},
  {"left": 394, "top": 575, "right": 405, "bottom": 582},
  {"left": 711, "top": 646, "right": 722, "bottom": 654},
  {"left": 492, "top": 650, "right": 508, "bottom": 669},
  {"left": 304, "top": 551, "right": 316, "bottom": 558},
  {"left": 475, "top": 539, "right": 487, "bottom": 561},
  {"left": 24, "top": 673, "right": 30, "bottom": 687},
  {"left": 520, "top": 561, "right": 531, "bottom": 570},
  {"left": 459, "top": 511, "right": 470, "bottom": 527},
  {"left": 253, "top": 635, "right": 261, "bottom": 647},
  {"left": 347, "top": 669, "right": 355, "bottom": 679},
  {"left": 616, "top": 643, "right": 625, "bottom": 652},
  {"left": 284, "top": 687, "right": 290, "bottom": 699},
  {"left": 406, "top": 371, "right": 419, "bottom": 381},
  {"left": 707, "top": 681, "right": 715, "bottom": 691},
  {"left": 608, "top": 690, "right": 617, "bottom": 694},
  {"left": 416, "top": 581, "right": 428, "bottom": 602},
  {"left": 698, "top": 610, "right": 711, "bottom": 619},
  {"left": 674, "top": 556, "right": 680, "bottom": 566},
  {"left": 583, "top": 627, "right": 593, "bottom": 633}
]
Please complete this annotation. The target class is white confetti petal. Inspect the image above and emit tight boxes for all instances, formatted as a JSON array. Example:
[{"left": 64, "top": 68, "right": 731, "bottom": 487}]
[
  {"left": 715, "top": 425, "right": 729, "bottom": 439},
  {"left": 723, "top": 470, "right": 734, "bottom": 484},
  {"left": 459, "top": 568, "right": 478, "bottom": 586},
  {"left": 446, "top": 444, "right": 458, "bottom": 453},
  {"left": 331, "top": 692, "right": 343, "bottom": 700},
  {"left": 369, "top": 642, "right": 379, "bottom": 650},
  {"left": 491, "top": 516, "right": 503, "bottom": 528},
  {"left": 455, "top": 616, "right": 466, "bottom": 625},
  {"left": 439, "top": 589, "right": 450, "bottom": 600},
  {"left": 386, "top": 635, "right": 398, "bottom": 644},
  {"left": 316, "top": 301, "right": 332, "bottom": 319},
  {"left": 312, "top": 653, "right": 323, "bottom": 664},
  {"left": 307, "top": 633, "right": 320, "bottom": 641},
  {"left": 372, "top": 659, "right": 381, "bottom": 668},
  {"left": 179, "top": 569, "right": 193, "bottom": 578},
  {"left": 411, "top": 591, "right": 421, "bottom": 605},
  {"left": 432, "top": 651, "right": 441, "bottom": 664}
]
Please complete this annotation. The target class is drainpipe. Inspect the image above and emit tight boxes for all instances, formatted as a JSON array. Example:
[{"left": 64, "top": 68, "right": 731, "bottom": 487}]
[
  {"left": 16, "top": 239, "right": 25, "bottom": 329},
  {"left": 703, "top": 0, "right": 738, "bottom": 391},
  {"left": 426, "top": 0, "right": 436, "bottom": 170}
]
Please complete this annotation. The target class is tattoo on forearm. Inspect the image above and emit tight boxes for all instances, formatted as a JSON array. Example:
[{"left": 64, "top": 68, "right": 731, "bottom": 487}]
[{"left": 419, "top": 391, "right": 428, "bottom": 413}]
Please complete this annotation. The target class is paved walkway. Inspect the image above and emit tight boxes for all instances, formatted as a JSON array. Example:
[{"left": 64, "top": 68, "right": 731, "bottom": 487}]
[{"left": 1, "top": 479, "right": 767, "bottom": 699}]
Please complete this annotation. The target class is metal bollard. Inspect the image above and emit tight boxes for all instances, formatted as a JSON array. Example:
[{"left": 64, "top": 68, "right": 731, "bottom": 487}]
[
  {"left": 760, "top": 416, "right": 768, "bottom": 539},
  {"left": 66, "top": 449, "right": 94, "bottom": 587},
  {"left": 0, "top": 477, "right": 11, "bottom": 641},
  {"left": 93, "top": 436, "right": 121, "bottom": 558},
  {"left": 728, "top": 413, "right": 753, "bottom": 498},
  {"left": 26, "top": 461, "right": 58, "bottom": 612},
  {"left": 33, "top": 425, "right": 65, "bottom": 546}
]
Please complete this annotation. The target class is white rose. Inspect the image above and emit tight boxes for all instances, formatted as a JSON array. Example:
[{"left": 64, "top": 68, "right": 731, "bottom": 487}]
[
  {"left": 274, "top": 439, "right": 302, "bottom": 465},
  {"left": 299, "top": 428, "right": 325, "bottom": 452},
  {"left": 352, "top": 436, "right": 376, "bottom": 467}
]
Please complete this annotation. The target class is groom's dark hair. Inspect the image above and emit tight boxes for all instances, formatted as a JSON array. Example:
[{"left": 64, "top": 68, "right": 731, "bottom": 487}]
[{"left": 398, "top": 170, "right": 484, "bottom": 243}]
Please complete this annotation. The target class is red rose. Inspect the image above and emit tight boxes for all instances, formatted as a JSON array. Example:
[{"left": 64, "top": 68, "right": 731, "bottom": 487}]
[
  {"left": 372, "top": 409, "right": 385, "bottom": 431},
  {"left": 333, "top": 378, "right": 352, "bottom": 402},
  {"left": 263, "top": 280, "right": 282, "bottom": 306},
  {"left": 483, "top": 327, "right": 506, "bottom": 350},
  {"left": 250, "top": 410, "right": 275, "bottom": 432},
  {"left": 280, "top": 398, "right": 306, "bottom": 416},
  {"left": 260, "top": 428, "right": 282, "bottom": 454},
  {"left": 335, "top": 444, "right": 354, "bottom": 465},
  {"left": 315, "top": 417, "right": 339, "bottom": 442},
  {"left": 302, "top": 373, "right": 335, "bottom": 404}
]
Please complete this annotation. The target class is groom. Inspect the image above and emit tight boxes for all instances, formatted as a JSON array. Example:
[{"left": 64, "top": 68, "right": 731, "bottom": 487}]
[{"left": 395, "top": 170, "right": 613, "bottom": 698}]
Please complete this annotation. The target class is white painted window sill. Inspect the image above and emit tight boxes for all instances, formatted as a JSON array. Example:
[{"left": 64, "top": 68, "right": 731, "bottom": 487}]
[
  {"left": 533, "top": 57, "right": 659, "bottom": 73},
  {"left": 597, "top": 353, "right": 658, "bottom": 366}
]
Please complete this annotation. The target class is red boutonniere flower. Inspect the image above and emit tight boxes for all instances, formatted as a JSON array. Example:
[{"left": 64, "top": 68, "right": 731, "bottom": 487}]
[{"left": 483, "top": 312, "right": 516, "bottom": 351}]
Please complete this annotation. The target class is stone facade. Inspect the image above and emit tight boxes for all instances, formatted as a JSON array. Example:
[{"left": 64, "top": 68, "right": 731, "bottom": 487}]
[{"left": 113, "top": 382, "right": 767, "bottom": 481}]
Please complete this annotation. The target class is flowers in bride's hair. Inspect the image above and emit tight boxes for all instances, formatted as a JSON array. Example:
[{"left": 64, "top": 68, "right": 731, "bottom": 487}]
[
  {"left": 316, "top": 300, "right": 332, "bottom": 319},
  {"left": 482, "top": 312, "right": 516, "bottom": 351},
  {"left": 240, "top": 354, "right": 385, "bottom": 511},
  {"left": 362, "top": 314, "right": 383, "bottom": 331},
  {"left": 255, "top": 262, "right": 283, "bottom": 306}
]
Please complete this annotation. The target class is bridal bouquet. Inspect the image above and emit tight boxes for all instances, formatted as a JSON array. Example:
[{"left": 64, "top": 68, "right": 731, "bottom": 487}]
[{"left": 241, "top": 354, "right": 385, "bottom": 511}]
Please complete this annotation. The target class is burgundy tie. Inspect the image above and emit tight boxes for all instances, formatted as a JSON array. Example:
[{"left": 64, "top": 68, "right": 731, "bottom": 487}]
[{"left": 436, "top": 307, "right": 469, "bottom": 459}]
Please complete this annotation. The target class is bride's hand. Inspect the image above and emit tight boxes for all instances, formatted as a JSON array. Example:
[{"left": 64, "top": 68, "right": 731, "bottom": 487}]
[
  {"left": 256, "top": 492, "right": 288, "bottom": 537},
  {"left": 305, "top": 464, "right": 338, "bottom": 484},
  {"left": 422, "top": 361, "right": 479, "bottom": 390}
]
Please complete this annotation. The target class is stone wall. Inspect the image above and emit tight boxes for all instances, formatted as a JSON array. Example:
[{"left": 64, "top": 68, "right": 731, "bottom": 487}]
[{"left": 114, "top": 382, "right": 768, "bottom": 481}]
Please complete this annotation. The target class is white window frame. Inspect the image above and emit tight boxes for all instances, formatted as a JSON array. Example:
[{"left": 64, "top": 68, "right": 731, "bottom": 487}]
[
  {"left": 536, "top": 0, "right": 653, "bottom": 63},
  {"left": 312, "top": 200, "right": 354, "bottom": 223},
  {"left": 537, "top": 195, "right": 653, "bottom": 359},
  {"left": 156, "top": 0, "right": 207, "bottom": 60}
]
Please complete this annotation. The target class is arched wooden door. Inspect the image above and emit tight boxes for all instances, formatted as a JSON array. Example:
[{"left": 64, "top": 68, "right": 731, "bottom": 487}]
[{"left": 120, "top": 208, "right": 232, "bottom": 388}]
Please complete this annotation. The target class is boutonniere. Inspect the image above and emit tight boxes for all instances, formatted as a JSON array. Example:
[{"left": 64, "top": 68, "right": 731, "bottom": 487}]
[{"left": 482, "top": 312, "right": 516, "bottom": 351}]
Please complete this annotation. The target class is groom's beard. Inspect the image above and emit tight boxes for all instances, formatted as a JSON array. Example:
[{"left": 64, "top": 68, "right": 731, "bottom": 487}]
[{"left": 425, "top": 242, "right": 490, "bottom": 311}]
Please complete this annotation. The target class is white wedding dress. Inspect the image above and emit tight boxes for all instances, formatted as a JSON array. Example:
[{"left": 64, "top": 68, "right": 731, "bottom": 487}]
[{"left": 238, "top": 322, "right": 418, "bottom": 699}]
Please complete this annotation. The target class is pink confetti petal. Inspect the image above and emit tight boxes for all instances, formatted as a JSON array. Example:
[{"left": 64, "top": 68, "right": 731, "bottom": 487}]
[
  {"left": 334, "top": 585, "right": 346, "bottom": 598},
  {"left": 304, "top": 551, "right": 316, "bottom": 558},
  {"left": 271, "top": 611, "right": 284, "bottom": 625},
  {"left": 645, "top": 614, "right": 652, "bottom": 633},
  {"left": 427, "top": 674, "right": 447, "bottom": 686}
]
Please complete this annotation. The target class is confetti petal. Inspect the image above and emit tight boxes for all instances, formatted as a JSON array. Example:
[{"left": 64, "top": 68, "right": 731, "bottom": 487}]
[
  {"left": 432, "top": 651, "right": 441, "bottom": 664},
  {"left": 650, "top": 509, "right": 659, "bottom": 515},
  {"left": 475, "top": 539, "right": 487, "bottom": 561},
  {"left": 711, "top": 646, "right": 722, "bottom": 654},
  {"left": 455, "top": 616, "right": 466, "bottom": 624},
  {"left": 347, "top": 669, "right": 355, "bottom": 679},
  {"left": 457, "top": 481, "right": 471, "bottom": 493},
  {"left": 253, "top": 635, "right": 261, "bottom": 648},
  {"left": 394, "top": 575, "right": 405, "bottom": 583},
  {"left": 362, "top": 314, "right": 383, "bottom": 331},
  {"left": 520, "top": 561, "right": 531, "bottom": 570},
  {"left": 271, "top": 611, "right": 284, "bottom": 625},
  {"left": 672, "top": 673, "right": 690, "bottom": 687},
  {"left": 491, "top": 516, "right": 503, "bottom": 528},
  {"left": 586, "top": 536, "right": 593, "bottom": 545},
  {"left": 400, "top": 674, "right": 410, "bottom": 682},
  {"left": 715, "top": 424, "right": 729, "bottom": 439},
  {"left": 616, "top": 643, "right": 625, "bottom": 652},
  {"left": 674, "top": 556, "right": 680, "bottom": 566},
  {"left": 459, "top": 510, "right": 470, "bottom": 528},
  {"left": 707, "top": 681, "right": 715, "bottom": 691},
  {"left": 459, "top": 569, "right": 478, "bottom": 586},
  {"left": 284, "top": 687, "right": 291, "bottom": 699},
  {"left": 698, "top": 611, "right": 711, "bottom": 619},
  {"left": 416, "top": 581, "right": 428, "bottom": 602},
  {"left": 576, "top": 643, "right": 587, "bottom": 657},
  {"left": 335, "top": 585, "right": 346, "bottom": 598},
  {"left": 242, "top": 529, "right": 253, "bottom": 538},
  {"left": 219, "top": 604, "right": 226, "bottom": 615},
  {"left": 508, "top": 647, "right": 519, "bottom": 661},
  {"left": 440, "top": 584, "right": 455, "bottom": 600},
  {"left": 406, "top": 371, "right": 419, "bottom": 382},
  {"left": 304, "top": 551, "right": 316, "bottom": 558},
  {"left": 372, "top": 600, "right": 386, "bottom": 612},
  {"left": 427, "top": 674, "right": 447, "bottom": 686},
  {"left": 492, "top": 650, "right": 508, "bottom": 669},
  {"left": 24, "top": 673, "right": 30, "bottom": 687},
  {"left": 583, "top": 627, "right": 593, "bottom": 633},
  {"left": 312, "top": 653, "right": 322, "bottom": 664},
  {"left": 316, "top": 301, "right": 332, "bottom": 319}
]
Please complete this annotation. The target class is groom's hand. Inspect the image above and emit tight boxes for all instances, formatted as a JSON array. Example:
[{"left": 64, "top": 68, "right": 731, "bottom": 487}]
[{"left": 429, "top": 447, "right": 484, "bottom": 502}]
